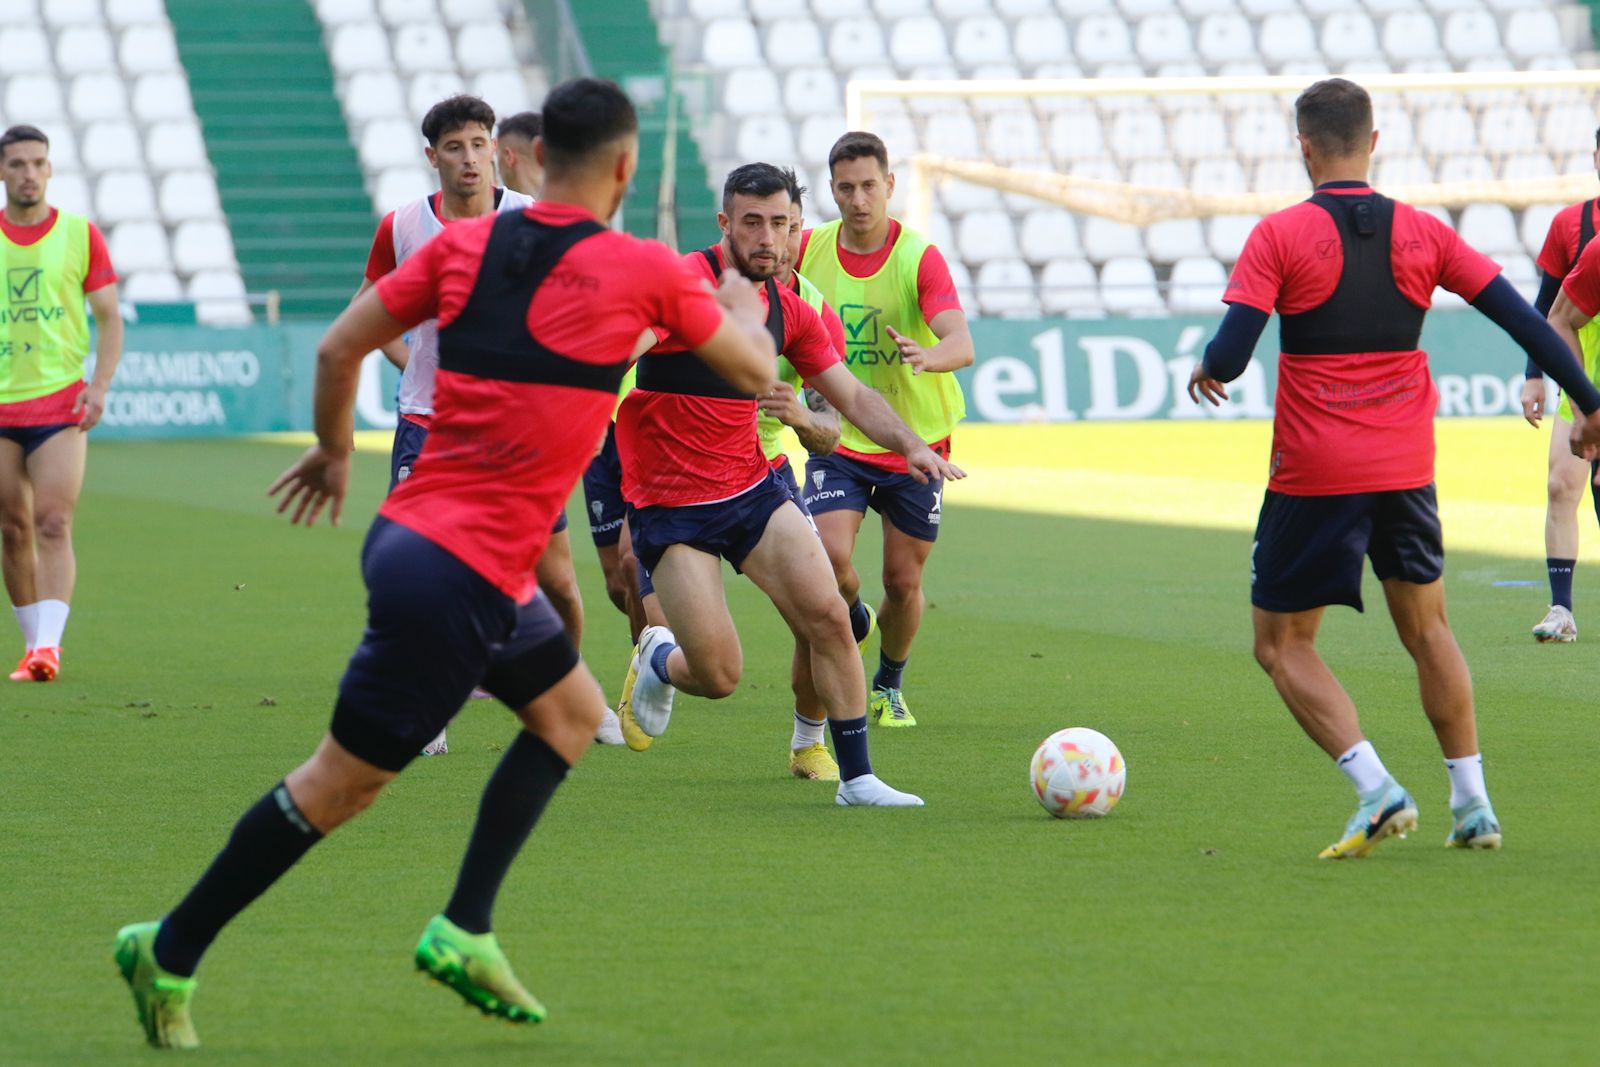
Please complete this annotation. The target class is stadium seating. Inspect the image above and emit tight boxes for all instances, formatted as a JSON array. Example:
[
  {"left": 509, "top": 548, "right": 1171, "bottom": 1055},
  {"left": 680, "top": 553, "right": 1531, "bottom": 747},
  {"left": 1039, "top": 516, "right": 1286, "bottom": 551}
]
[{"left": 652, "top": 0, "right": 1600, "bottom": 316}]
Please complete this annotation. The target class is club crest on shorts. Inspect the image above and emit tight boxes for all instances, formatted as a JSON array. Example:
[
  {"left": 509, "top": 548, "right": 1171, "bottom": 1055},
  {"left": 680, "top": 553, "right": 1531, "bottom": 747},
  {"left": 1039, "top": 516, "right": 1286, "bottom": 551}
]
[
  {"left": 812, "top": 470, "right": 825, "bottom": 491},
  {"left": 591, "top": 499, "right": 604, "bottom": 521}
]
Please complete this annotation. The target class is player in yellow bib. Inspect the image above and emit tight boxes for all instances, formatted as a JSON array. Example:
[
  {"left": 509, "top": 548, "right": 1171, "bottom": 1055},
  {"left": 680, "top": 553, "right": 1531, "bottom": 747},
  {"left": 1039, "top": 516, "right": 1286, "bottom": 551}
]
[
  {"left": 0, "top": 125, "right": 123, "bottom": 682},
  {"left": 796, "top": 132, "right": 974, "bottom": 728}
]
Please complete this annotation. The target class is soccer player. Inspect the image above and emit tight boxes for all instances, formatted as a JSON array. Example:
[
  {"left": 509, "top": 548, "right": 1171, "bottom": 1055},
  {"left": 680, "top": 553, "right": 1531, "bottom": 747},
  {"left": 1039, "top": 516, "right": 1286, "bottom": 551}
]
[
  {"left": 1188, "top": 78, "right": 1600, "bottom": 859},
  {"left": 496, "top": 110, "right": 544, "bottom": 196},
  {"left": 1517, "top": 129, "right": 1600, "bottom": 642},
  {"left": 615, "top": 162, "right": 963, "bottom": 801},
  {"left": 0, "top": 124, "right": 122, "bottom": 683},
  {"left": 797, "top": 131, "right": 974, "bottom": 729},
  {"left": 112, "top": 78, "right": 777, "bottom": 1048}
]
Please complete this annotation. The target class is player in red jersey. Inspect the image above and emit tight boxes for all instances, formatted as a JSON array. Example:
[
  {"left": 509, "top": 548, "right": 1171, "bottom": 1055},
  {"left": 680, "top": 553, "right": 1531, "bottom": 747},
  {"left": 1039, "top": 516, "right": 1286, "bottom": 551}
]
[
  {"left": 111, "top": 79, "right": 777, "bottom": 1048},
  {"left": 614, "top": 163, "right": 963, "bottom": 804},
  {"left": 1517, "top": 128, "right": 1600, "bottom": 642},
  {"left": 1188, "top": 79, "right": 1600, "bottom": 859}
]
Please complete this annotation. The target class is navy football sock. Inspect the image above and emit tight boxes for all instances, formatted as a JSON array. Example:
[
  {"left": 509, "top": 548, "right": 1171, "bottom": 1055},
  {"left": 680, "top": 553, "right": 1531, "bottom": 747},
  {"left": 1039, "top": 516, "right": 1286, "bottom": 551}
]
[
  {"left": 1549, "top": 558, "right": 1575, "bottom": 610},
  {"left": 874, "top": 653, "right": 907, "bottom": 691},
  {"left": 828, "top": 715, "right": 873, "bottom": 781},
  {"left": 444, "top": 732, "right": 569, "bottom": 935},
  {"left": 650, "top": 641, "right": 675, "bottom": 684},
  {"left": 154, "top": 782, "right": 323, "bottom": 977},
  {"left": 847, "top": 598, "right": 872, "bottom": 644}
]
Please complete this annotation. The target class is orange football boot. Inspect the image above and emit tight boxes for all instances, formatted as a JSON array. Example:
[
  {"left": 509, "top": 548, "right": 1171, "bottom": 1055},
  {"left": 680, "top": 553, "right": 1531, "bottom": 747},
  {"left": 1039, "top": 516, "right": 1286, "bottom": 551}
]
[
  {"left": 8, "top": 653, "right": 31, "bottom": 681},
  {"left": 25, "top": 646, "right": 60, "bottom": 681}
]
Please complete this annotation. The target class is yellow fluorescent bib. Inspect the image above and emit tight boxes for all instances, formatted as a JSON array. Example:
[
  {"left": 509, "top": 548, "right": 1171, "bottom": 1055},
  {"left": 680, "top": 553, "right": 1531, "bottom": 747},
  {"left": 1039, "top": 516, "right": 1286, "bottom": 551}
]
[
  {"left": 0, "top": 211, "right": 92, "bottom": 404},
  {"left": 798, "top": 218, "right": 964, "bottom": 453},
  {"left": 757, "top": 270, "right": 823, "bottom": 462},
  {"left": 1557, "top": 317, "right": 1600, "bottom": 422}
]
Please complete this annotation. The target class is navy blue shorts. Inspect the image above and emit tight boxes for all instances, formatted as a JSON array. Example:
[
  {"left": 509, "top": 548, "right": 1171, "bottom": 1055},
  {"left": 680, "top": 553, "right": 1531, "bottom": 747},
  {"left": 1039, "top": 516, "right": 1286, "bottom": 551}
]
[
  {"left": 630, "top": 468, "right": 793, "bottom": 598},
  {"left": 582, "top": 422, "right": 627, "bottom": 547},
  {"left": 771, "top": 455, "right": 813, "bottom": 519},
  {"left": 0, "top": 422, "right": 74, "bottom": 456},
  {"left": 802, "top": 451, "right": 943, "bottom": 542},
  {"left": 391, "top": 418, "right": 567, "bottom": 534},
  {"left": 330, "top": 517, "right": 578, "bottom": 771},
  {"left": 1251, "top": 485, "right": 1444, "bottom": 614}
]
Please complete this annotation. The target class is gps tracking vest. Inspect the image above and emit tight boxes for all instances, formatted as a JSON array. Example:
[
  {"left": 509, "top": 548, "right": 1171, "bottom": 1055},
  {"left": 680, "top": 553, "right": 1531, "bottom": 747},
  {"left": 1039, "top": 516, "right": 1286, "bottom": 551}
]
[
  {"left": 636, "top": 246, "right": 783, "bottom": 400},
  {"left": 0, "top": 210, "right": 92, "bottom": 404},
  {"left": 757, "top": 269, "right": 825, "bottom": 462},
  {"left": 391, "top": 187, "right": 533, "bottom": 415},
  {"left": 798, "top": 218, "right": 965, "bottom": 453}
]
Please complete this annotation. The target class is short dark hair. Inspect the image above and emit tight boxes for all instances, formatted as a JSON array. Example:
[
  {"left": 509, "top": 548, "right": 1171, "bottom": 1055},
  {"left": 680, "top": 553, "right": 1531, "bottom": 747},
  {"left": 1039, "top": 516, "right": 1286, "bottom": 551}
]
[
  {"left": 1294, "top": 78, "right": 1373, "bottom": 159},
  {"left": 497, "top": 111, "right": 541, "bottom": 142},
  {"left": 539, "top": 78, "right": 638, "bottom": 170},
  {"left": 721, "top": 162, "right": 791, "bottom": 216},
  {"left": 828, "top": 131, "right": 888, "bottom": 176},
  {"left": 0, "top": 125, "right": 49, "bottom": 159},
  {"left": 420, "top": 94, "right": 496, "bottom": 146},
  {"left": 780, "top": 166, "right": 805, "bottom": 214}
]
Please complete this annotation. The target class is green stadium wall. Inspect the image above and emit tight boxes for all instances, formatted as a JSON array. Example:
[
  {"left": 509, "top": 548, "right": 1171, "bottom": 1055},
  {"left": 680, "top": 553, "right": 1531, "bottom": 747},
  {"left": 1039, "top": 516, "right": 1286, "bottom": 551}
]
[{"left": 86, "top": 314, "right": 1541, "bottom": 440}]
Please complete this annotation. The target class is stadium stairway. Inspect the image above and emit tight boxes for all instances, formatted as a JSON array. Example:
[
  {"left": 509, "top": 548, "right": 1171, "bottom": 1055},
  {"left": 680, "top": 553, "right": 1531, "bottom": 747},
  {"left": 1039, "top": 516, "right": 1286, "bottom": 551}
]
[{"left": 166, "top": 0, "right": 373, "bottom": 319}]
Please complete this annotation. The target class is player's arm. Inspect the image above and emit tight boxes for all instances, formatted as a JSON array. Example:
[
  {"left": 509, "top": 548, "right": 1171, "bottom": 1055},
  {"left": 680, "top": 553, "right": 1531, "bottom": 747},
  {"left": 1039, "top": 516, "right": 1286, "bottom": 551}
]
[
  {"left": 809, "top": 363, "right": 964, "bottom": 485},
  {"left": 355, "top": 213, "right": 409, "bottom": 369},
  {"left": 350, "top": 277, "right": 410, "bottom": 370},
  {"left": 1519, "top": 271, "right": 1566, "bottom": 424},
  {"left": 75, "top": 282, "right": 123, "bottom": 432},
  {"left": 688, "top": 273, "right": 779, "bottom": 395},
  {"left": 1188, "top": 304, "right": 1270, "bottom": 406},
  {"left": 757, "top": 381, "right": 840, "bottom": 454},
  {"left": 886, "top": 310, "right": 974, "bottom": 375}
]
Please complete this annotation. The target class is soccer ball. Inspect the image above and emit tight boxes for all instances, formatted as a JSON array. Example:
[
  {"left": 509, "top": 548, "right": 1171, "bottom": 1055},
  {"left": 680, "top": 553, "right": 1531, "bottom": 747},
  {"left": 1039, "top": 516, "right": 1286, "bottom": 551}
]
[{"left": 1030, "top": 727, "right": 1126, "bottom": 819}]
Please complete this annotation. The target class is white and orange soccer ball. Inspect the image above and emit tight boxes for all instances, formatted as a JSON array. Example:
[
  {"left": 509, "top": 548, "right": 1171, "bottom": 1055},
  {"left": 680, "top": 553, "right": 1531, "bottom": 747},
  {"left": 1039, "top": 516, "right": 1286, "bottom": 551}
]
[{"left": 1030, "top": 727, "right": 1126, "bottom": 819}]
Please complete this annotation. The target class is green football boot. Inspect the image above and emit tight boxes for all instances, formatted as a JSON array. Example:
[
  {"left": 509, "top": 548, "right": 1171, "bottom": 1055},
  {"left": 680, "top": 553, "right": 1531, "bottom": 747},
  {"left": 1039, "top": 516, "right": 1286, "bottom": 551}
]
[
  {"left": 113, "top": 921, "right": 200, "bottom": 1050},
  {"left": 869, "top": 686, "right": 916, "bottom": 728},
  {"left": 414, "top": 914, "right": 546, "bottom": 1023}
]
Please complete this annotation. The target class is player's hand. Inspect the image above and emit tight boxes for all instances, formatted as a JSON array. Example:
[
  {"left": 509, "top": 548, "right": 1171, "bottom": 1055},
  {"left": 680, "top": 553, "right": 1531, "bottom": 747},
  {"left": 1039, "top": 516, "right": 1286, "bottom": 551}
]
[
  {"left": 714, "top": 271, "right": 763, "bottom": 321},
  {"left": 757, "top": 380, "right": 808, "bottom": 426},
  {"left": 74, "top": 381, "right": 107, "bottom": 432},
  {"left": 1521, "top": 376, "right": 1547, "bottom": 426},
  {"left": 885, "top": 325, "right": 932, "bottom": 374},
  {"left": 1187, "top": 363, "right": 1228, "bottom": 406},
  {"left": 1571, "top": 410, "right": 1600, "bottom": 463},
  {"left": 905, "top": 445, "right": 966, "bottom": 486},
  {"left": 267, "top": 444, "right": 351, "bottom": 528}
]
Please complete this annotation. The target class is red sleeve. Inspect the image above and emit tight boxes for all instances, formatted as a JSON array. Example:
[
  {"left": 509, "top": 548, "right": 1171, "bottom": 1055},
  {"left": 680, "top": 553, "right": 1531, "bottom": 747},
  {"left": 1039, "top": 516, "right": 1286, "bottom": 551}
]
[
  {"left": 780, "top": 287, "right": 842, "bottom": 379},
  {"left": 83, "top": 221, "right": 117, "bottom": 293},
  {"left": 374, "top": 219, "right": 498, "bottom": 327},
  {"left": 364, "top": 212, "right": 397, "bottom": 282},
  {"left": 1420, "top": 211, "right": 1501, "bottom": 302},
  {"left": 798, "top": 229, "right": 812, "bottom": 268},
  {"left": 1222, "top": 218, "right": 1284, "bottom": 313},
  {"left": 818, "top": 298, "right": 846, "bottom": 359},
  {"left": 1537, "top": 205, "right": 1579, "bottom": 279},
  {"left": 1562, "top": 236, "right": 1600, "bottom": 319},
  {"left": 646, "top": 244, "right": 723, "bottom": 352},
  {"left": 916, "top": 243, "right": 963, "bottom": 321}
]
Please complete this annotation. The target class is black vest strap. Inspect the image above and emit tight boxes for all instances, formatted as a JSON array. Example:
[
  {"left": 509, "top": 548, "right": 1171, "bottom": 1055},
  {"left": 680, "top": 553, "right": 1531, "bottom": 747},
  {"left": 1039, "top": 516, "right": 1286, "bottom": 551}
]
[
  {"left": 636, "top": 246, "right": 784, "bottom": 400},
  {"left": 437, "top": 211, "right": 629, "bottom": 392},
  {"left": 1579, "top": 199, "right": 1595, "bottom": 261},
  {"left": 1278, "top": 190, "right": 1426, "bottom": 357}
]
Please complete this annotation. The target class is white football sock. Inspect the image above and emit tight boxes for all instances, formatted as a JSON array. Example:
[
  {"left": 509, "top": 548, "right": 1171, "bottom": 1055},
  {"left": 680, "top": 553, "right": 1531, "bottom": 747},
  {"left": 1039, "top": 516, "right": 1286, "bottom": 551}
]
[
  {"left": 1444, "top": 753, "right": 1487, "bottom": 809},
  {"left": 34, "top": 599, "right": 69, "bottom": 649},
  {"left": 1335, "top": 739, "right": 1390, "bottom": 796},
  {"left": 791, "top": 711, "right": 826, "bottom": 751},
  {"left": 12, "top": 602, "right": 39, "bottom": 650}
]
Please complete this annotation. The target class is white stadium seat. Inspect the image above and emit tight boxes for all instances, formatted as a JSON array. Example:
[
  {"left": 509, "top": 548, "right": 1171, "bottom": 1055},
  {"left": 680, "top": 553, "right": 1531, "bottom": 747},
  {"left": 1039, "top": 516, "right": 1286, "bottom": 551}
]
[
  {"left": 69, "top": 73, "right": 130, "bottom": 121},
  {"left": 1048, "top": 110, "right": 1106, "bottom": 160},
  {"left": 984, "top": 111, "right": 1045, "bottom": 163},
  {"left": 319, "top": 0, "right": 377, "bottom": 24},
  {"left": 799, "top": 114, "right": 845, "bottom": 160},
  {"left": 120, "top": 23, "right": 182, "bottom": 75},
  {"left": 876, "top": 0, "right": 932, "bottom": 14},
  {"left": 1136, "top": 14, "right": 1193, "bottom": 65},
  {"left": 6, "top": 74, "right": 65, "bottom": 124},
  {"left": 1000, "top": 0, "right": 1055, "bottom": 12},
  {"left": 1178, "top": 0, "right": 1235, "bottom": 15},
  {"left": 145, "top": 120, "right": 207, "bottom": 171},
  {"left": 361, "top": 118, "right": 422, "bottom": 169},
  {"left": 109, "top": 220, "right": 172, "bottom": 274},
  {"left": 1382, "top": 13, "right": 1442, "bottom": 62},
  {"left": 1075, "top": 15, "right": 1134, "bottom": 66},
  {"left": 953, "top": 16, "right": 1012, "bottom": 67},
  {"left": 722, "top": 67, "right": 781, "bottom": 117},
  {"left": 49, "top": 174, "right": 93, "bottom": 217},
  {"left": 0, "top": 0, "right": 38, "bottom": 22},
  {"left": 1500, "top": 153, "right": 1554, "bottom": 180},
  {"left": 1100, "top": 256, "right": 1165, "bottom": 315},
  {"left": 1189, "top": 158, "right": 1245, "bottom": 196},
  {"left": 1505, "top": 10, "right": 1564, "bottom": 59},
  {"left": 1129, "top": 159, "right": 1184, "bottom": 189},
  {"left": 374, "top": 166, "right": 432, "bottom": 212},
  {"left": 938, "top": 179, "right": 1002, "bottom": 216},
  {"left": 976, "top": 258, "right": 1038, "bottom": 316},
  {"left": 1540, "top": 103, "right": 1594, "bottom": 154},
  {"left": 1168, "top": 255, "right": 1227, "bottom": 312},
  {"left": 1013, "top": 15, "right": 1072, "bottom": 70},
  {"left": 1232, "top": 108, "right": 1292, "bottom": 160},
  {"left": 814, "top": 0, "right": 862, "bottom": 16},
  {"left": 702, "top": 18, "right": 761, "bottom": 68},
  {"left": 159, "top": 170, "right": 222, "bottom": 222},
  {"left": 1375, "top": 153, "right": 1434, "bottom": 187},
  {"left": 958, "top": 209, "right": 1021, "bottom": 263},
  {"left": 1196, "top": 15, "right": 1255, "bottom": 65},
  {"left": 381, "top": 0, "right": 441, "bottom": 24},
  {"left": 56, "top": 25, "right": 116, "bottom": 76},
  {"left": 890, "top": 16, "right": 950, "bottom": 66},
  {"left": 1417, "top": 102, "right": 1475, "bottom": 155},
  {"left": 1170, "top": 109, "right": 1229, "bottom": 162},
  {"left": 44, "top": 126, "right": 81, "bottom": 170},
  {"left": 1501, "top": 253, "right": 1538, "bottom": 303},
  {"left": 330, "top": 22, "right": 393, "bottom": 74},
  {"left": 736, "top": 115, "right": 796, "bottom": 159},
  {"left": 43, "top": 0, "right": 103, "bottom": 27},
  {"left": 121, "top": 270, "right": 185, "bottom": 303},
  {"left": 441, "top": 0, "right": 499, "bottom": 25},
  {"left": 1258, "top": 14, "right": 1317, "bottom": 66},
  {"left": 690, "top": 0, "right": 745, "bottom": 16},
  {"left": 106, "top": 0, "right": 167, "bottom": 25},
  {"left": 1521, "top": 203, "right": 1560, "bottom": 259},
  {"left": 924, "top": 112, "right": 981, "bottom": 156},
  {"left": 0, "top": 27, "right": 52, "bottom": 72},
  {"left": 172, "top": 220, "right": 238, "bottom": 274},
  {"left": 1320, "top": 11, "right": 1377, "bottom": 63},
  {"left": 95, "top": 170, "right": 157, "bottom": 223},
  {"left": 1442, "top": 11, "right": 1502, "bottom": 61},
  {"left": 784, "top": 68, "right": 840, "bottom": 116},
  {"left": 1436, "top": 153, "right": 1493, "bottom": 184},
  {"left": 830, "top": 18, "right": 888, "bottom": 66},
  {"left": 133, "top": 72, "right": 195, "bottom": 122},
  {"left": 1041, "top": 257, "right": 1105, "bottom": 317},
  {"left": 1083, "top": 217, "right": 1145, "bottom": 261},
  {"left": 1019, "top": 208, "right": 1082, "bottom": 264},
  {"left": 1207, "top": 214, "right": 1258, "bottom": 261},
  {"left": 456, "top": 21, "right": 517, "bottom": 74},
  {"left": 766, "top": 19, "right": 824, "bottom": 67},
  {"left": 81, "top": 120, "right": 143, "bottom": 172},
  {"left": 394, "top": 22, "right": 456, "bottom": 74},
  {"left": 408, "top": 71, "right": 466, "bottom": 121},
  {"left": 472, "top": 69, "right": 533, "bottom": 116},
  {"left": 935, "top": 0, "right": 994, "bottom": 14},
  {"left": 1109, "top": 108, "right": 1167, "bottom": 158},
  {"left": 189, "top": 270, "right": 252, "bottom": 326},
  {"left": 1478, "top": 104, "right": 1540, "bottom": 154},
  {"left": 1145, "top": 218, "right": 1208, "bottom": 263},
  {"left": 344, "top": 71, "right": 408, "bottom": 122}
]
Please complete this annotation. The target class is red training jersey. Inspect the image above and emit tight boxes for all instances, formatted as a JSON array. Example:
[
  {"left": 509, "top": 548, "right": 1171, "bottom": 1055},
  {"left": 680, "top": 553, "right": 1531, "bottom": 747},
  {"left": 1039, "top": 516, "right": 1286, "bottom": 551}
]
[
  {"left": 1224, "top": 182, "right": 1500, "bottom": 496},
  {"left": 617, "top": 245, "right": 840, "bottom": 508},
  {"left": 0, "top": 208, "right": 116, "bottom": 292},
  {"left": 1559, "top": 233, "right": 1600, "bottom": 318},
  {"left": 374, "top": 203, "right": 724, "bottom": 602},
  {"left": 1536, "top": 197, "right": 1600, "bottom": 280}
]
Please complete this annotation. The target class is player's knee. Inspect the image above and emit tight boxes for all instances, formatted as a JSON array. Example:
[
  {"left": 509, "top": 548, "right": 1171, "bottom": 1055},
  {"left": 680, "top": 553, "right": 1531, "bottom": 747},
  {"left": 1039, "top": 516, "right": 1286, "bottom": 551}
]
[
  {"left": 881, "top": 566, "right": 923, "bottom": 604},
  {"left": 1548, "top": 467, "right": 1584, "bottom": 507},
  {"left": 0, "top": 513, "right": 29, "bottom": 549},
  {"left": 33, "top": 509, "right": 72, "bottom": 544},
  {"left": 802, "top": 595, "right": 854, "bottom": 649},
  {"left": 1252, "top": 632, "right": 1285, "bottom": 675},
  {"left": 696, "top": 655, "right": 742, "bottom": 699}
]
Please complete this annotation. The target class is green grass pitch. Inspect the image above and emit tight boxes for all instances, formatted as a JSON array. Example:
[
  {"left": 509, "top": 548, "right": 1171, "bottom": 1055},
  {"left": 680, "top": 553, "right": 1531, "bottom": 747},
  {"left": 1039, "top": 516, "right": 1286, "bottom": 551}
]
[{"left": 5, "top": 426, "right": 1597, "bottom": 1065}]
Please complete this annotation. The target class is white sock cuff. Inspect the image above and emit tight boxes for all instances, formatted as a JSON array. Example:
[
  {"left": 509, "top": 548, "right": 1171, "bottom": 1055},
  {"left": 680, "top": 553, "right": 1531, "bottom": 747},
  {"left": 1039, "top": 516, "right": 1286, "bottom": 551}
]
[{"left": 1335, "top": 739, "right": 1390, "bottom": 795}]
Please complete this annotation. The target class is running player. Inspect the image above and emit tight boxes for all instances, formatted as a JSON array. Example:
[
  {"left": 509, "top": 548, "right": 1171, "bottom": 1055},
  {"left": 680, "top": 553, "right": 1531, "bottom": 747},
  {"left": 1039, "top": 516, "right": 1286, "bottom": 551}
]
[
  {"left": 1517, "top": 128, "right": 1600, "bottom": 642},
  {"left": 615, "top": 162, "right": 964, "bottom": 800},
  {"left": 112, "top": 78, "right": 777, "bottom": 1048},
  {"left": 1188, "top": 78, "right": 1600, "bottom": 859},
  {"left": 496, "top": 110, "right": 544, "bottom": 196},
  {"left": 798, "top": 132, "right": 973, "bottom": 728},
  {"left": 0, "top": 124, "right": 122, "bottom": 682}
]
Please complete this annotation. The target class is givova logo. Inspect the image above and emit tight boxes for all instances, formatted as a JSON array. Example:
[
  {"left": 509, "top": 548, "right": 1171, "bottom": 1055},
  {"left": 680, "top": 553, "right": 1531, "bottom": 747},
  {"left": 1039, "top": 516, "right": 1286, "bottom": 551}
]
[{"left": 807, "top": 468, "right": 846, "bottom": 503}]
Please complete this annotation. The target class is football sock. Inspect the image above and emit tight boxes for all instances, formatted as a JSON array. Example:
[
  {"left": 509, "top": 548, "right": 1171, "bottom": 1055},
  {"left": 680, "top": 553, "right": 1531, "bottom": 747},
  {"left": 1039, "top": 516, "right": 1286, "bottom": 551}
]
[
  {"left": 847, "top": 598, "right": 872, "bottom": 644},
  {"left": 1444, "top": 753, "right": 1487, "bottom": 809},
  {"left": 34, "top": 598, "right": 68, "bottom": 648},
  {"left": 12, "top": 602, "right": 38, "bottom": 649},
  {"left": 154, "top": 781, "right": 323, "bottom": 977},
  {"left": 828, "top": 715, "right": 872, "bottom": 781},
  {"left": 444, "top": 731, "right": 569, "bottom": 935},
  {"left": 1547, "top": 558, "right": 1575, "bottom": 611},
  {"left": 650, "top": 640, "right": 676, "bottom": 685},
  {"left": 1335, "top": 740, "right": 1390, "bottom": 796},
  {"left": 791, "top": 711, "right": 826, "bottom": 751},
  {"left": 873, "top": 653, "right": 907, "bottom": 691}
]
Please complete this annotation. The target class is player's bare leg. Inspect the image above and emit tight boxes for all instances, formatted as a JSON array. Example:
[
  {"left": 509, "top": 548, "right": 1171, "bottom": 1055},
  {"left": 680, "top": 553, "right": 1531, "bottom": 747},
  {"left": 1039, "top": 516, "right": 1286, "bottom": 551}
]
[
  {"left": 0, "top": 439, "right": 37, "bottom": 677},
  {"left": 596, "top": 519, "right": 646, "bottom": 640},
  {"left": 1535, "top": 412, "right": 1587, "bottom": 642},
  {"left": 535, "top": 528, "right": 584, "bottom": 650},
  {"left": 14, "top": 429, "right": 84, "bottom": 679},
  {"left": 644, "top": 544, "right": 742, "bottom": 699},
  {"left": 868, "top": 522, "right": 934, "bottom": 724},
  {"left": 815, "top": 506, "right": 866, "bottom": 604}
]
